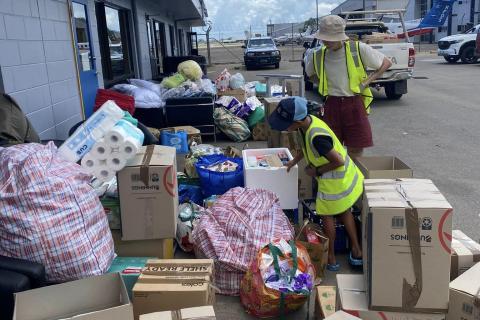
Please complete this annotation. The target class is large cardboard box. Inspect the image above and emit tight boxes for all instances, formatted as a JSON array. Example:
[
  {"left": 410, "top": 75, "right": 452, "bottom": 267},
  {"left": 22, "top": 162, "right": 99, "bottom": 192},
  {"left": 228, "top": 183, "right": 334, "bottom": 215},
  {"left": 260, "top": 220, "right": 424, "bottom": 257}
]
[
  {"left": 13, "top": 273, "right": 133, "bottom": 320},
  {"left": 285, "top": 79, "right": 305, "bottom": 97},
  {"left": 450, "top": 230, "right": 480, "bottom": 280},
  {"left": 355, "top": 156, "right": 413, "bottom": 179},
  {"left": 362, "top": 179, "right": 453, "bottom": 312},
  {"left": 112, "top": 230, "right": 175, "bottom": 258},
  {"left": 243, "top": 148, "right": 298, "bottom": 209},
  {"left": 217, "top": 88, "right": 246, "bottom": 102},
  {"left": 447, "top": 262, "right": 480, "bottom": 320},
  {"left": 297, "top": 223, "right": 329, "bottom": 279},
  {"left": 264, "top": 97, "right": 283, "bottom": 148},
  {"left": 139, "top": 306, "right": 215, "bottom": 320},
  {"left": 337, "top": 274, "right": 446, "bottom": 320},
  {"left": 316, "top": 286, "right": 337, "bottom": 319},
  {"left": 133, "top": 260, "right": 215, "bottom": 319},
  {"left": 118, "top": 145, "right": 178, "bottom": 241}
]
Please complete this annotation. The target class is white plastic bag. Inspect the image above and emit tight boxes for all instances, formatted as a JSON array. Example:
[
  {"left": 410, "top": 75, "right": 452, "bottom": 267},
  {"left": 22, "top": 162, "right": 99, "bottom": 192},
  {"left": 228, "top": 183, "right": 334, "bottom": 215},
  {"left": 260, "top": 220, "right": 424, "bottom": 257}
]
[{"left": 229, "top": 73, "right": 245, "bottom": 89}]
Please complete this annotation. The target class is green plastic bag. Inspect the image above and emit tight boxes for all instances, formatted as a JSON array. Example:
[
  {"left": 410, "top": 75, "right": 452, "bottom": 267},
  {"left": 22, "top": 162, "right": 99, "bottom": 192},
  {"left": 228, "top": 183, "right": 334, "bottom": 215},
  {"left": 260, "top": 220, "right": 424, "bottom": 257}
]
[
  {"left": 161, "top": 73, "right": 186, "bottom": 89},
  {"left": 247, "top": 106, "right": 265, "bottom": 128}
]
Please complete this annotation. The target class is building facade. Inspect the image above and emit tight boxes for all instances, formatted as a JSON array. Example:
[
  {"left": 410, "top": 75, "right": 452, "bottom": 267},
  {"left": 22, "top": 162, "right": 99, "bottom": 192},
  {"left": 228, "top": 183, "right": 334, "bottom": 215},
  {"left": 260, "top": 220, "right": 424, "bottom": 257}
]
[{"left": 0, "top": 0, "right": 207, "bottom": 140}]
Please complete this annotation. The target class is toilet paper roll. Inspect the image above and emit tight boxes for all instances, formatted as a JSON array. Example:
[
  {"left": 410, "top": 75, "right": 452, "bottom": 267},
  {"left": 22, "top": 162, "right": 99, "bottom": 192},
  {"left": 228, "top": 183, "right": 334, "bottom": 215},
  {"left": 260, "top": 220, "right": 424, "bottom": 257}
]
[
  {"left": 120, "top": 136, "right": 143, "bottom": 159},
  {"left": 95, "top": 168, "right": 116, "bottom": 183},
  {"left": 105, "top": 119, "right": 145, "bottom": 148},
  {"left": 81, "top": 152, "right": 97, "bottom": 174},
  {"left": 106, "top": 153, "right": 128, "bottom": 171},
  {"left": 90, "top": 139, "right": 110, "bottom": 160}
]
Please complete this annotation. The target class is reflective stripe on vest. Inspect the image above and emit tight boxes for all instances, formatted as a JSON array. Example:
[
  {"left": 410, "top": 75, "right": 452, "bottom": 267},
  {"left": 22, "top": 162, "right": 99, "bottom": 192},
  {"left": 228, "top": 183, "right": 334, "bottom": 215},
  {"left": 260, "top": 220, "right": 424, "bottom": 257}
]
[
  {"left": 317, "top": 170, "right": 360, "bottom": 201},
  {"left": 320, "top": 155, "right": 352, "bottom": 180}
]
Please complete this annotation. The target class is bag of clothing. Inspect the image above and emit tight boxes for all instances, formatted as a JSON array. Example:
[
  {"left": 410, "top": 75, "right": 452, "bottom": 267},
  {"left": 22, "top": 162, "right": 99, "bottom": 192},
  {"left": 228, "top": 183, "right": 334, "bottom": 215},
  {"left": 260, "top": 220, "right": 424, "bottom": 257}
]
[
  {"left": 192, "top": 187, "right": 294, "bottom": 295},
  {"left": 0, "top": 94, "right": 40, "bottom": 147},
  {"left": 240, "top": 239, "right": 316, "bottom": 318},
  {"left": 0, "top": 142, "right": 115, "bottom": 282},
  {"left": 214, "top": 107, "right": 251, "bottom": 142}
]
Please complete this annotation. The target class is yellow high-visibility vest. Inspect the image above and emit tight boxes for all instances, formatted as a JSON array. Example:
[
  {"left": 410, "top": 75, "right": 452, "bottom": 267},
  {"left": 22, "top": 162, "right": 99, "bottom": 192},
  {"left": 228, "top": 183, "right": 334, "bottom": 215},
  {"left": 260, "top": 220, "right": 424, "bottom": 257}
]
[
  {"left": 313, "top": 41, "right": 373, "bottom": 113},
  {"left": 301, "top": 115, "right": 364, "bottom": 215}
]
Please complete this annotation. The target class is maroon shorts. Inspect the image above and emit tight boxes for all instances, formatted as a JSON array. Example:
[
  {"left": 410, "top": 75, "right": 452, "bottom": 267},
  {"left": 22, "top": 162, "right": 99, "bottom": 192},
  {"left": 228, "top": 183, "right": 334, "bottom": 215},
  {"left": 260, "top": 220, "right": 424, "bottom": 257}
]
[{"left": 322, "top": 96, "right": 373, "bottom": 148}]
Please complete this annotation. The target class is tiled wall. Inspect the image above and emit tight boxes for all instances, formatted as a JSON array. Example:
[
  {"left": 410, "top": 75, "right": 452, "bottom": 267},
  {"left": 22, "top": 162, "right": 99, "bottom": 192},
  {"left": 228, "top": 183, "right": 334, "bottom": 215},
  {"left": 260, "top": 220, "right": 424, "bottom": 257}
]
[{"left": 0, "top": 0, "right": 83, "bottom": 140}]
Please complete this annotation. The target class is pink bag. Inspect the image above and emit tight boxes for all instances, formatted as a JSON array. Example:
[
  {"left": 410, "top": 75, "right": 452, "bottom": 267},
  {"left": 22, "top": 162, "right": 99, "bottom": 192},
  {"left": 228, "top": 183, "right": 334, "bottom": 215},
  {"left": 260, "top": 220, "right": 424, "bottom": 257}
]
[
  {"left": 0, "top": 142, "right": 115, "bottom": 282},
  {"left": 192, "top": 187, "right": 294, "bottom": 295}
]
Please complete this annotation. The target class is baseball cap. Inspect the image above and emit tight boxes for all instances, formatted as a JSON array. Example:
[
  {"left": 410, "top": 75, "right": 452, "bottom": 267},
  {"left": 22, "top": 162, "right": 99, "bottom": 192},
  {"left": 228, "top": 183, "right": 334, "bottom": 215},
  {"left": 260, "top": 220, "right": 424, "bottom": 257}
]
[{"left": 268, "top": 97, "right": 308, "bottom": 131}]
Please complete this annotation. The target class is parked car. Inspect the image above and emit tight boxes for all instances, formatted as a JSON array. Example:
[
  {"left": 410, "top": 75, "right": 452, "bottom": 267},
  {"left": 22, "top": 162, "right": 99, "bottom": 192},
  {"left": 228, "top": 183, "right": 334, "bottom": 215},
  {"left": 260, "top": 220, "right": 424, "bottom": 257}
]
[
  {"left": 302, "top": 13, "right": 415, "bottom": 100},
  {"left": 243, "top": 37, "right": 281, "bottom": 70},
  {"left": 475, "top": 28, "right": 480, "bottom": 58},
  {"left": 437, "top": 24, "right": 480, "bottom": 64}
]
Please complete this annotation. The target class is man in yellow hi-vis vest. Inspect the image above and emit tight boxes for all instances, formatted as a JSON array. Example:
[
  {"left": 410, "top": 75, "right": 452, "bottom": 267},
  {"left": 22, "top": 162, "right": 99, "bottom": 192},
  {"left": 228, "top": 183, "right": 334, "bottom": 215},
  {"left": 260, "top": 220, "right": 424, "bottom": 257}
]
[
  {"left": 306, "top": 15, "right": 392, "bottom": 159},
  {"left": 269, "top": 97, "right": 364, "bottom": 271}
]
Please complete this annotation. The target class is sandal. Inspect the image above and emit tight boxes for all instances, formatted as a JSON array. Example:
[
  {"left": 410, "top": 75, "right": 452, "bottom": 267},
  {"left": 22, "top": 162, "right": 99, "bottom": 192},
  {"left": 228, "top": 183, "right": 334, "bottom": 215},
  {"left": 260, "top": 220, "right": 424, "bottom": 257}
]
[
  {"left": 327, "top": 263, "right": 341, "bottom": 272},
  {"left": 348, "top": 252, "right": 363, "bottom": 266}
]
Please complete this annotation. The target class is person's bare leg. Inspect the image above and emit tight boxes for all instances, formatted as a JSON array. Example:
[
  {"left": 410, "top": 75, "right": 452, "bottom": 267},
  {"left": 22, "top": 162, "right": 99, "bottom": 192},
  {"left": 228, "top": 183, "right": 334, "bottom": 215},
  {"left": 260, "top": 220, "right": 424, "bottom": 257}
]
[
  {"left": 323, "top": 215, "right": 337, "bottom": 265},
  {"left": 347, "top": 147, "right": 364, "bottom": 160},
  {"left": 338, "top": 210, "right": 362, "bottom": 258}
]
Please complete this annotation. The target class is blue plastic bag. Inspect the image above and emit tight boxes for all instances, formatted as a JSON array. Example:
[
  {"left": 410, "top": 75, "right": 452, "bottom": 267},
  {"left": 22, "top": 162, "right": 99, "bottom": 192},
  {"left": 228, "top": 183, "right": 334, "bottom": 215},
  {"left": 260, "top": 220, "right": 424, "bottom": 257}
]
[
  {"left": 195, "top": 155, "right": 244, "bottom": 197},
  {"left": 161, "top": 130, "right": 189, "bottom": 153},
  {"left": 178, "top": 184, "right": 204, "bottom": 205}
]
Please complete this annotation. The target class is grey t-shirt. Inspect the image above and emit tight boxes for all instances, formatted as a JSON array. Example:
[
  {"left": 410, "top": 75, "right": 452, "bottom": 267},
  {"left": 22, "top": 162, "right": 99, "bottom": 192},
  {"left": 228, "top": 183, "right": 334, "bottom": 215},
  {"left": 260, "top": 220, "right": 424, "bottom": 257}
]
[{"left": 324, "top": 42, "right": 386, "bottom": 96}]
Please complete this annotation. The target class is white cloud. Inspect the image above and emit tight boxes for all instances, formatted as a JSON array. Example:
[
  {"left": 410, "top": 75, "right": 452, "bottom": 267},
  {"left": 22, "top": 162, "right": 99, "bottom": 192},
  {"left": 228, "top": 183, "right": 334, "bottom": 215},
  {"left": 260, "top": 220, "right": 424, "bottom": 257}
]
[{"left": 202, "top": 0, "right": 342, "bottom": 38}]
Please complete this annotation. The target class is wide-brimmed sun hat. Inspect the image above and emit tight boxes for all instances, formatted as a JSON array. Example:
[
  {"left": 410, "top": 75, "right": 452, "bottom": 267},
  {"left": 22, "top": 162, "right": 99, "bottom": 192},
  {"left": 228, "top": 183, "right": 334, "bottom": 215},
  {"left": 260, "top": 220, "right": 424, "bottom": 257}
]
[{"left": 314, "top": 15, "right": 349, "bottom": 41}]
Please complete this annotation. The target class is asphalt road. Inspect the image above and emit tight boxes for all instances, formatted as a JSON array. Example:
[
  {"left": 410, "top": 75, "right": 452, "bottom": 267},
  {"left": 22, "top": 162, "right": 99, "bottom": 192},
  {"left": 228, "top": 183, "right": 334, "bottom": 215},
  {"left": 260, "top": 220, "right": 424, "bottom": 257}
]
[{"left": 200, "top": 48, "right": 480, "bottom": 319}]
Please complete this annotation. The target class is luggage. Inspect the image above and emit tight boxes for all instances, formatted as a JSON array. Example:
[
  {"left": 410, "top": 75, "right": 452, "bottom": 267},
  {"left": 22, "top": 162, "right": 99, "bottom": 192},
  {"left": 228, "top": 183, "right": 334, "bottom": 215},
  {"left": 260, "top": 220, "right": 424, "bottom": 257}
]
[{"left": 213, "top": 107, "right": 251, "bottom": 142}]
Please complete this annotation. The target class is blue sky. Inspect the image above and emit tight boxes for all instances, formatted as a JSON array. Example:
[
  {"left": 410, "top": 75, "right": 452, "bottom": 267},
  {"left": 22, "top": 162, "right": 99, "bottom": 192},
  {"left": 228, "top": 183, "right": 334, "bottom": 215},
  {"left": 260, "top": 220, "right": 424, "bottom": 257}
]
[{"left": 197, "top": 0, "right": 343, "bottom": 39}]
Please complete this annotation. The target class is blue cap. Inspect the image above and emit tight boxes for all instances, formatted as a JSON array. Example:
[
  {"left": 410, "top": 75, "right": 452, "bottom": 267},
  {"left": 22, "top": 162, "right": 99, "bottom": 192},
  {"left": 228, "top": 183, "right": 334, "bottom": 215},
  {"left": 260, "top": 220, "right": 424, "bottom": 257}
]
[{"left": 268, "top": 97, "right": 308, "bottom": 131}]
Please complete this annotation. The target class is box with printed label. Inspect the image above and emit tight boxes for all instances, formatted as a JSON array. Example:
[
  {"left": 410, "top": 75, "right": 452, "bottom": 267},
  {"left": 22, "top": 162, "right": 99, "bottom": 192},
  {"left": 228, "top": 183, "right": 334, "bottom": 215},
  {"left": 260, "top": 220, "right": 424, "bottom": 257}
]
[
  {"left": 362, "top": 179, "right": 452, "bottom": 312},
  {"left": 13, "top": 273, "right": 133, "bottom": 320},
  {"left": 118, "top": 145, "right": 178, "bottom": 241},
  {"left": 316, "top": 286, "right": 336, "bottom": 319},
  {"left": 447, "top": 262, "right": 480, "bottom": 320},
  {"left": 139, "top": 306, "right": 216, "bottom": 320},
  {"left": 111, "top": 230, "right": 174, "bottom": 258},
  {"left": 337, "top": 274, "right": 446, "bottom": 320},
  {"left": 132, "top": 260, "right": 215, "bottom": 319},
  {"left": 450, "top": 230, "right": 480, "bottom": 280},
  {"left": 108, "top": 257, "right": 153, "bottom": 299},
  {"left": 355, "top": 156, "right": 413, "bottom": 179}
]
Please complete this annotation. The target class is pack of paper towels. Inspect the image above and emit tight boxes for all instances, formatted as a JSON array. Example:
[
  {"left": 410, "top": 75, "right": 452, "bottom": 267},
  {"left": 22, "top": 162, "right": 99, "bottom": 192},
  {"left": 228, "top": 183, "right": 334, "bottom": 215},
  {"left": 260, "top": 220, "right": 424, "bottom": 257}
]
[{"left": 59, "top": 100, "right": 145, "bottom": 182}]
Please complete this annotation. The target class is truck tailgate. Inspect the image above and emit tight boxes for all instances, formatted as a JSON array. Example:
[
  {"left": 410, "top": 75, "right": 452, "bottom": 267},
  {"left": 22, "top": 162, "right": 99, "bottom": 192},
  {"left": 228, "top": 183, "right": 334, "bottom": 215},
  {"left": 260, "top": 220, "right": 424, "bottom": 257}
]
[{"left": 366, "top": 42, "right": 412, "bottom": 70}]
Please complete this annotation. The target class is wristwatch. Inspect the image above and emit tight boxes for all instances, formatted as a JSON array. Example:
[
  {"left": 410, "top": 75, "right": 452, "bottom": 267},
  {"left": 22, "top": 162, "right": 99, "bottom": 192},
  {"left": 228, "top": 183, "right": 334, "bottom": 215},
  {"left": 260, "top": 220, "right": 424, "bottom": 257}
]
[{"left": 315, "top": 167, "right": 323, "bottom": 177}]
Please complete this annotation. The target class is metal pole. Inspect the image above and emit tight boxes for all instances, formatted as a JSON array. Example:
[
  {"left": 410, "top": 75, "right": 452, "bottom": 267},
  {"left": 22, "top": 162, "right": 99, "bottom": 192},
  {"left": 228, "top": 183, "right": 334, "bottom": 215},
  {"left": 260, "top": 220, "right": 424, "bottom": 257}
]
[
  {"left": 291, "top": 23, "right": 294, "bottom": 60},
  {"left": 206, "top": 29, "right": 211, "bottom": 66},
  {"left": 316, "top": 0, "right": 319, "bottom": 31}
]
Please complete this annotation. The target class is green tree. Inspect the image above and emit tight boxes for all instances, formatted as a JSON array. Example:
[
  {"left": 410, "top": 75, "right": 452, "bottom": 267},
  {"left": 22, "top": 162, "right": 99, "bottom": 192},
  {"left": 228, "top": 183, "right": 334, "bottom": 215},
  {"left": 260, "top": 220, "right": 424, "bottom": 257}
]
[{"left": 303, "top": 18, "right": 317, "bottom": 32}]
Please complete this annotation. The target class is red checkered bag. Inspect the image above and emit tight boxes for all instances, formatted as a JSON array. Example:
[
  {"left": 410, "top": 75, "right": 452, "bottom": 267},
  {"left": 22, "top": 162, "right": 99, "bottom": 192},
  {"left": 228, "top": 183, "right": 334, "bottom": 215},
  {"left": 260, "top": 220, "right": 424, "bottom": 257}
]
[
  {"left": 94, "top": 89, "right": 135, "bottom": 115},
  {"left": 0, "top": 142, "right": 115, "bottom": 282},
  {"left": 192, "top": 187, "right": 294, "bottom": 295}
]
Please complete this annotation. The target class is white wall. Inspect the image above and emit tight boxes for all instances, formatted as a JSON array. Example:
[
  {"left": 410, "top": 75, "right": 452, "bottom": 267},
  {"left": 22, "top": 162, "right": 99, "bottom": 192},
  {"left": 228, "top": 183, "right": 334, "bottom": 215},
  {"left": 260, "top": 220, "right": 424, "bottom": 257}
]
[{"left": 0, "top": 0, "right": 83, "bottom": 140}]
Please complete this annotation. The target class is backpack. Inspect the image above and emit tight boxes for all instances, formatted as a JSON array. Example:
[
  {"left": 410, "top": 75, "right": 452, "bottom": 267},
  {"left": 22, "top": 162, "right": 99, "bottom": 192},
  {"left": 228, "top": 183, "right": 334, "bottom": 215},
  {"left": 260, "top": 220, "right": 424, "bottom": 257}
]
[{"left": 0, "top": 94, "right": 40, "bottom": 147}]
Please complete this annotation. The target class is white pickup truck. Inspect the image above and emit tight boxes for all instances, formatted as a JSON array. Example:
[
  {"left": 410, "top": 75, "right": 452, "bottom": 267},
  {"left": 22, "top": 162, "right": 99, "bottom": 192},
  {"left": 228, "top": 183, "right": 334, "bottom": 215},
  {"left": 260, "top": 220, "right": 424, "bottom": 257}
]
[{"left": 302, "top": 10, "right": 415, "bottom": 100}]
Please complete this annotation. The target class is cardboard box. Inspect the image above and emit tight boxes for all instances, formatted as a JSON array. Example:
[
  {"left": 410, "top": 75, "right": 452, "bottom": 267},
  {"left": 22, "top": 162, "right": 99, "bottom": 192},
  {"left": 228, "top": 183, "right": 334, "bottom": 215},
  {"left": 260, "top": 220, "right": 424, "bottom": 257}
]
[
  {"left": 217, "top": 88, "right": 245, "bottom": 102},
  {"left": 362, "top": 179, "right": 453, "bottom": 312},
  {"left": 161, "top": 126, "right": 202, "bottom": 146},
  {"left": 13, "top": 273, "right": 133, "bottom": 320},
  {"left": 337, "top": 274, "right": 446, "bottom": 320},
  {"left": 325, "top": 311, "right": 361, "bottom": 320},
  {"left": 297, "top": 223, "right": 329, "bottom": 279},
  {"left": 133, "top": 260, "right": 215, "bottom": 319},
  {"left": 447, "top": 262, "right": 480, "bottom": 320},
  {"left": 139, "top": 306, "right": 215, "bottom": 320},
  {"left": 243, "top": 148, "right": 298, "bottom": 209},
  {"left": 108, "top": 257, "right": 153, "bottom": 299},
  {"left": 451, "top": 230, "right": 480, "bottom": 280},
  {"left": 264, "top": 97, "right": 284, "bottom": 148},
  {"left": 285, "top": 80, "right": 304, "bottom": 97},
  {"left": 355, "top": 156, "right": 413, "bottom": 179},
  {"left": 112, "top": 230, "right": 175, "bottom": 258},
  {"left": 316, "top": 286, "right": 336, "bottom": 319},
  {"left": 118, "top": 145, "right": 178, "bottom": 241}
]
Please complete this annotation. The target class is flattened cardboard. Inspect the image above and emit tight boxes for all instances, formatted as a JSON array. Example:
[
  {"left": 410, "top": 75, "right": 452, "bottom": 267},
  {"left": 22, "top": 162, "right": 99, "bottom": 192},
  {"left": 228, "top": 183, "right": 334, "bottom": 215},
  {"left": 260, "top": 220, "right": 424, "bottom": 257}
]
[
  {"left": 337, "top": 274, "right": 446, "bottom": 320},
  {"left": 13, "top": 273, "right": 133, "bottom": 320},
  {"left": 355, "top": 156, "right": 413, "bottom": 179},
  {"left": 139, "top": 306, "right": 216, "bottom": 320},
  {"left": 325, "top": 311, "right": 361, "bottom": 320},
  {"left": 450, "top": 230, "right": 480, "bottom": 280},
  {"left": 111, "top": 230, "right": 174, "bottom": 258},
  {"left": 362, "top": 179, "right": 452, "bottom": 313},
  {"left": 316, "top": 286, "right": 337, "bottom": 319},
  {"left": 133, "top": 260, "right": 215, "bottom": 319},
  {"left": 447, "top": 262, "right": 480, "bottom": 320},
  {"left": 118, "top": 145, "right": 178, "bottom": 241}
]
